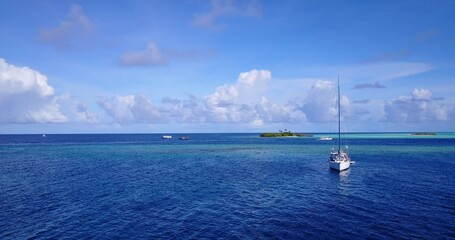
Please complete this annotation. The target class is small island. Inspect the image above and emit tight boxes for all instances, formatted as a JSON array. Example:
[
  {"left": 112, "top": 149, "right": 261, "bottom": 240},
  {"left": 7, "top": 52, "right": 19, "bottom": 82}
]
[
  {"left": 411, "top": 132, "right": 437, "bottom": 136},
  {"left": 260, "top": 129, "right": 313, "bottom": 138}
]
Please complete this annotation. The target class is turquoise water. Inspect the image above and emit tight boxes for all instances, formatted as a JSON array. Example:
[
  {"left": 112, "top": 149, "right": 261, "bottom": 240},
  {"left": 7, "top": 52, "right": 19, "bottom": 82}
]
[
  {"left": 312, "top": 132, "right": 455, "bottom": 139},
  {"left": 0, "top": 133, "right": 454, "bottom": 239}
]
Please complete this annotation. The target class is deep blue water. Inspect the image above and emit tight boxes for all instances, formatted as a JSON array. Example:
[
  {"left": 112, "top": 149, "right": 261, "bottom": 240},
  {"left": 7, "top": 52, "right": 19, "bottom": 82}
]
[{"left": 1, "top": 133, "right": 454, "bottom": 239}]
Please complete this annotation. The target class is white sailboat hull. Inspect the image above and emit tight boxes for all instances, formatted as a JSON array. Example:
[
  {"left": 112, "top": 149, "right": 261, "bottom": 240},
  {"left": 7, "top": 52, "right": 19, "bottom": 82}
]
[{"left": 329, "top": 160, "right": 350, "bottom": 171}]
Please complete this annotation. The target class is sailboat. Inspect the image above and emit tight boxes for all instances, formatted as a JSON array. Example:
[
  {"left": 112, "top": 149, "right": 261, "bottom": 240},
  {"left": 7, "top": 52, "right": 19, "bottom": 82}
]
[{"left": 329, "top": 77, "right": 351, "bottom": 171}]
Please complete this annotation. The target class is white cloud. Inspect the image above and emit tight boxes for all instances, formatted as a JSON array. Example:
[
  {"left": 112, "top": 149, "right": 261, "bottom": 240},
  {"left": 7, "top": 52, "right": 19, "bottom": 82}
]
[
  {"left": 57, "top": 93, "right": 100, "bottom": 123},
  {"left": 204, "top": 84, "right": 238, "bottom": 108},
  {"left": 98, "top": 95, "right": 169, "bottom": 123},
  {"left": 297, "top": 80, "right": 352, "bottom": 122},
  {"left": 162, "top": 95, "right": 207, "bottom": 123},
  {"left": 255, "top": 97, "right": 293, "bottom": 123},
  {"left": 38, "top": 4, "right": 92, "bottom": 49},
  {"left": 205, "top": 69, "right": 270, "bottom": 106},
  {"left": 25, "top": 100, "right": 67, "bottom": 123},
  {"left": 300, "top": 81, "right": 337, "bottom": 122},
  {"left": 0, "top": 58, "right": 67, "bottom": 123},
  {"left": 204, "top": 69, "right": 271, "bottom": 122},
  {"left": 97, "top": 69, "right": 294, "bottom": 126},
  {"left": 192, "top": 0, "right": 262, "bottom": 30},
  {"left": 0, "top": 58, "right": 100, "bottom": 124},
  {"left": 94, "top": 70, "right": 453, "bottom": 130},
  {"left": 251, "top": 118, "right": 264, "bottom": 127},
  {"left": 95, "top": 70, "right": 355, "bottom": 127},
  {"left": 384, "top": 88, "right": 453, "bottom": 122},
  {"left": 0, "top": 59, "right": 54, "bottom": 98},
  {"left": 412, "top": 88, "right": 432, "bottom": 100},
  {"left": 236, "top": 69, "right": 271, "bottom": 103}
]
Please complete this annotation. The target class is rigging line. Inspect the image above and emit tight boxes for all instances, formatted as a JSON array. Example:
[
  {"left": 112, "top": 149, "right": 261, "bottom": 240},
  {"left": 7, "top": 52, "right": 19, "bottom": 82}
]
[{"left": 338, "top": 76, "right": 341, "bottom": 152}]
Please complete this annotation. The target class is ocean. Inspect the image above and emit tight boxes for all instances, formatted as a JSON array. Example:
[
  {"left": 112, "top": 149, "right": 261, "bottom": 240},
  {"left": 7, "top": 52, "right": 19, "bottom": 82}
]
[{"left": 1, "top": 133, "right": 454, "bottom": 239}]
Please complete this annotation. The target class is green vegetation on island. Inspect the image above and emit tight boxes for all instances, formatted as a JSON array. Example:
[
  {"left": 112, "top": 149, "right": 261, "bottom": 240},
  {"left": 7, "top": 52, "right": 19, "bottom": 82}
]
[
  {"left": 411, "top": 132, "right": 437, "bottom": 136},
  {"left": 260, "top": 129, "right": 313, "bottom": 138}
]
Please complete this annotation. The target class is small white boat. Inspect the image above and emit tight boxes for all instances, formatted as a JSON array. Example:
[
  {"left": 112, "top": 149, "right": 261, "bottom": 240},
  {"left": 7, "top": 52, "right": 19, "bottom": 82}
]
[
  {"left": 329, "top": 77, "right": 352, "bottom": 172},
  {"left": 317, "top": 136, "right": 332, "bottom": 141},
  {"left": 179, "top": 136, "right": 189, "bottom": 140},
  {"left": 162, "top": 135, "right": 172, "bottom": 139}
]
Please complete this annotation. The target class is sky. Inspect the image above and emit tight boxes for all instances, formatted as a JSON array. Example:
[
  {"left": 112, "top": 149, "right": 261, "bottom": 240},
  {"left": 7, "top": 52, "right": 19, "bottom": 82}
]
[{"left": 0, "top": 0, "right": 454, "bottom": 133}]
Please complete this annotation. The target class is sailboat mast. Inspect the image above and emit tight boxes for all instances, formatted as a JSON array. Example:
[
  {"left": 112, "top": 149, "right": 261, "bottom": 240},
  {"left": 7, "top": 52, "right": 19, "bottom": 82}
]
[{"left": 338, "top": 76, "right": 341, "bottom": 152}]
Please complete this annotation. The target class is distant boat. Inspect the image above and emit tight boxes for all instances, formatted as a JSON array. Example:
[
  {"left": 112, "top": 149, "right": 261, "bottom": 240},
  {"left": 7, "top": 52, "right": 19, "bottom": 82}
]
[
  {"left": 179, "top": 136, "right": 189, "bottom": 140},
  {"left": 317, "top": 136, "right": 332, "bottom": 141},
  {"left": 329, "top": 77, "right": 352, "bottom": 172},
  {"left": 42, "top": 134, "right": 46, "bottom": 138},
  {"left": 162, "top": 135, "right": 172, "bottom": 139}
]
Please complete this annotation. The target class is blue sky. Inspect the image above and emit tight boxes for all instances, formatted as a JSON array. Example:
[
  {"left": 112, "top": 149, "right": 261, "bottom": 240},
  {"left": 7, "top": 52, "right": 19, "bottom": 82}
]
[{"left": 0, "top": 0, "right": 454, "bottom": 133}]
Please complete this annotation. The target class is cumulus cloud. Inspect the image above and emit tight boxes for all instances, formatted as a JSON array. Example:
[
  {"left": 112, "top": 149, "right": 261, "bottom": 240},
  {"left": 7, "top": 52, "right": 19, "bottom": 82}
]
[
  {"left": 57, "top": 93, "right": 100, "bottom": 123},
  {"left": 202, "top": 76, "right": 351, "bottom": 124},
  {"left": 97, "top": 95, "right": 169, "bottom": 123},
  {"left": 0, "top": 60, "right": 54, "bottom": 98},
  {"left": 3, "top": 58, "right": 451, "bottom": 131},
  {"left": 96, "top": 71, "right": 362, "bottom": 127},
  {"left": 411, "top": 88, "right": 432, "bottom": 100},
  {"left": 300, "top": 81, "right": 349, "bottom": 122},
  {"left": 0, "top": 58, "right": 67, "bottom": 123},
  {"left": 204, "top": 69, "right": 271, "bottom": 123},
  {"left": 354, "top": 81, "right": 386, "bottom": 89},
  {"left": 205, "top": 69, "right": 271, "bottom": 106},
  {"left": 192, "top": 0, "right": 262, "bottom": 30},
  {"left": 38, "top": 4, "right": 92, "bottom": 49},
  {"left": 93, "top": 70, "right": 447, "bottom": 128},
  {"left": 98, "top": 69, "right": 297, "bottom": 126},
  {"left": 162, "top": 95, "right": 207, "bottom": 123},
  {"left": 384, "top": 88, "right": 453, "bottom": 122},
  {"left": 0, "top": 58, "right": 101, "bottom": 124},
  {"left": 255, "top": 97, "right": 294, "bottom": 123}
]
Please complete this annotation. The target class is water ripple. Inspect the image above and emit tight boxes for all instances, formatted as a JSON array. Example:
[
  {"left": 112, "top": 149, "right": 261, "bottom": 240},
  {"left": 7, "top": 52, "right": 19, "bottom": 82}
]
[{"left": 1, "top": 134, "right": 454, "bottom": 239}]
